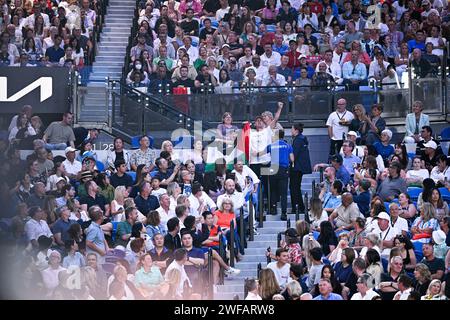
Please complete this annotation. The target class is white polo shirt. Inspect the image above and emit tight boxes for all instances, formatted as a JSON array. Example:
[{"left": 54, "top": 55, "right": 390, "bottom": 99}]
[
  {"left": 260, "top": 51, "right": 281, "bottom": 67},
  {"left": 62, "top": 159, "right": 82, "bottom": 176},
  {"left": 326, "top": 110, "right": 354, "bottom": 141}
]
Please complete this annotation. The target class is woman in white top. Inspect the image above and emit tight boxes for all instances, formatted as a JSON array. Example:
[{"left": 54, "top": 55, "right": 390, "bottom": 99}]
[
  {"left": 46, "top": 162, "right": 70, "bottom": 191},
  {"left": 167, "top": 182, "right": 182, "bottom": 213},
  {"left": 282, "top": 22, "right": 297, "bottom": 45},
  {"left": 406, "top": 156, "right": 430, "bottom": 187},
  {"left": 308, "top": 198, "right": 328, "bottom": 231},
  {"left": 215, "top": 68, "right": 233, "bottom": 94},
  {"left": 359, "top": 233, "right": 382, "bottom": 259},
  {"left": 297, "top": 4, "right": 319, "bottom": 31},
  {"left": 111, "top": 186, "right": 128, "bottom": 222},
  {"left": 161, "top": 140, "right": 180, "bottom": 163},
  {"left": 8, "top": 112, "right": 36, "bottom": 144}
]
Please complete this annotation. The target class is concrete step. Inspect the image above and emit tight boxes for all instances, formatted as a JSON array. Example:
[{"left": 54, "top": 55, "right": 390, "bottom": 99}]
[
  {"left": 246, "top": 241, "right": 278, "bottom": 249},
  {"left": 234, "top": 254, "right": 268, "bottom": 263},
  {"left": 214, "top": 292, "right": 242, "bottom": 300},
  {"left": 234, "top": 262, "right": 266, "bottom": 270}
]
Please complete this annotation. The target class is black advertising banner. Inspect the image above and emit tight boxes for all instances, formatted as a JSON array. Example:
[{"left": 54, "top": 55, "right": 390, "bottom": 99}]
[{"left": 0, "top": 67, "right": 71, "bottom": 114}]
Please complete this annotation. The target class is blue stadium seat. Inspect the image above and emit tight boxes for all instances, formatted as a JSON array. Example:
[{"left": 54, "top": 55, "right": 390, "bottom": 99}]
[
  {"left": 144, "top": 133, "right": 155, "bottom": 148},
  {"left": 384, "top": 202, "right": 391, "bottom": 214},
  {"left": 266, "top": 25, "right": 276, "bottom": 33},
  {"left": 126, "top": 171, "right": 136, "bottom": 183},
  {"left": 439, "top": 187, "right": 450, "bottom": 202},
  {"left": 381, "top": 258, "right": 388, "bottom": 273},
  {"left": 313, "top": 231, "right": 319, "bottom": 240},
  {"left": 95, "top": 161, "right": 105, "bottom": 172},
  {"left": 407, "top": 187, "right": 422, "bottom": 201},
  {"left": 131, "top": 136, "right": 141, "bottom": 149},
  {"left": 413, "top": 241, "right": 424, "bottom": 262},
  {"left": 440, "top": 127, "right": 450, "bottom": 140}
]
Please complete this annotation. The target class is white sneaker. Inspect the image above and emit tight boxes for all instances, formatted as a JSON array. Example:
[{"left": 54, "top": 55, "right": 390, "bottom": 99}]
[{"left": 224, "top": 267, "right": 241, "bottom": 276}]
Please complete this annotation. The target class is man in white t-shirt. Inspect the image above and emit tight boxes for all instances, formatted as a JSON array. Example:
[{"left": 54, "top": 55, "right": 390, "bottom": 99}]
[
  {"left": 373, "top": 212, "right": 398, "bottom": 259},
  {"left": 388, "top": 203, "right": 409, "bottom": 237},
  {"left": 326, "top": 98, "right": 354, "bottom": 156},
  {"left": 62, "top": 147, "right": 82, "bottom": 180},
  {"left": 165, "top": 248, "right": 192, "bottom": 298},
  {"left": 267, "top": 248, "right": 292, "bottom": 290},
  {"left": 351, "top": 273, "right": 380, "bottom": 300}
]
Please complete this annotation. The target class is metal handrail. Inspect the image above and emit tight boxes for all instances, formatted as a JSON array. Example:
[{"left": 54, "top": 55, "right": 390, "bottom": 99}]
[
  {"left": 258, "top": 183, "right": 264, "bottom": 228},
  {"left": 207, "top": 248, "right": 214, "bottom": 299},
  {"left": 248, "top": 196, "right": 255, "bottom": 242},
  {"left": 239, "top": 207, "right": 245, "bottom": 249},
  {"left": 218, "top": 235, "right": 225, "bottom": 285},
  {"left": 229, "top": 220, "right": 235, "bottom": 268}
]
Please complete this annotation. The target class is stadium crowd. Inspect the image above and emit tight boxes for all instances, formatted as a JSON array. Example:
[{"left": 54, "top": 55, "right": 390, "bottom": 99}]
[{"left": 0, "top": 0, "right": 449, "bottom": 301}]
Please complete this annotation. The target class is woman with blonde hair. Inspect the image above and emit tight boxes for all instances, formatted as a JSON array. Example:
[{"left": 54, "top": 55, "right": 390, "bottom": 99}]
[
  {"left": 308, "top": 198, "right": 328, "bottom": 231},
  {"left": 421, "top": 279, "right": 447, "bottom": 300},
  {"left": 111, "top": 186, "right": 128, "bottom": 222},
  {"left": 413, "top": 263, "right": 432, "bottom": 296},
  {"left": 284, "top": 280, "right": 302, "bottom": 300},
  {"left": 166, "top": 182, "right": 182, "bottom": 212},
  {"left": 161, "top": 140, "right": 179, "bottom": 163},
  {"left": 411, "top": 202, "right": 438, "bottom": 243},
  {"left": 161, "top": 267, "right": 183, "bottom": 299},
  {"left": 349, "top": 104, "right": 366, "bottom": 137},
  {"left": 258, "top": 268, "right": 280, "bottom": 300}
]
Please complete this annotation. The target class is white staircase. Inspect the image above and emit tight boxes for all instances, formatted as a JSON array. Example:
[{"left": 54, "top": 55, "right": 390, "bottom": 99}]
[
  {"left": 79, "top": 0, "right": 135, "bottom": 123},
  {"left": 214, "top": 172, "right": 321, "bottom": 300}
]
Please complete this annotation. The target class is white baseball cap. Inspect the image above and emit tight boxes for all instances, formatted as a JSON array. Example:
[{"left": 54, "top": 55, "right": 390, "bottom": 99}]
[
  {"left": 423, "top": 140, "right": 437, "bottom": 150},
  {"left": 377, "top": 212, "right": 390, "bottom": 222}
]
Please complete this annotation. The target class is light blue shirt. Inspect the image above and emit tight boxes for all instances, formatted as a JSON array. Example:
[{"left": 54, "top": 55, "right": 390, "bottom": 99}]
[
  {"left": 313, "top": 293, "right": 344, "bottom": 300},
  {"left": 343, "top": 154, "right": 362, "bottom": 176},
  {"left": 62, "top": 252, "right": 86, "bottom": 268},
  {"left": 342, "top": 61, "right": 367, "bottom": 80},
  {"left": 86, "top": 222, "right": 106, "bottom": 254}
]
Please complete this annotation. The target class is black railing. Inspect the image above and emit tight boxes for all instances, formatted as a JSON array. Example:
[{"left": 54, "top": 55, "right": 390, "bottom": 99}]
[
  {"left": 249, "top": 196, "right": 255, "bottom": 242},
  {"left": 218, "top": 235, "right": 226, "bottom": 285},
  {"left": 239, "top": 207, "right": 245, "bottom": 250},
  {"left": 304, "top": 192, "right": 311, "bottom": 224},
  {"left": 121, "top": 0, "right": 140, "bottom": 83},
  {"left": 258, "top": 183, "right": 264, "bottom": 228},
  {"left": 207, "top": 248, "right": 214, "bottom": 299},
  {"left": 229, "top": 220, "right": 235, "bottom": 268}
]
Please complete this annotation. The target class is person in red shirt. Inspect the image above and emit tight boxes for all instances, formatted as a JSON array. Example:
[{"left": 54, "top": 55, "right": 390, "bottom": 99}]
[
  {"left": 285, "top": 39, "right": 301, "bottom": 69},
  {"left": 258, "top": 23, "right": 275, "bottom": 48}
]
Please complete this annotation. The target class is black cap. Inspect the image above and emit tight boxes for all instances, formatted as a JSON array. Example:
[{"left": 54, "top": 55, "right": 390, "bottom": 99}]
[
  {"left": 285, "top": 228, "right": 299, "bottom": 238},
  {"left": 330, "top": 154, "right": 343, "bottom": 164}
]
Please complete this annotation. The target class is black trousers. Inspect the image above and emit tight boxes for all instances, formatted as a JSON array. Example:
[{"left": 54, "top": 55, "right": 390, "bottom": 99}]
[
  {"left": 329, "top": 139, "right": 343, "bottom": 157},
  {"left": 250, "top": 163, "right": 270, "bottom": 205},
  {"left": 289, "top": 169, "right": 305, "bottom": 212},
  {"left": 268, "top": 167, "right": 289, "bottom": 214}
]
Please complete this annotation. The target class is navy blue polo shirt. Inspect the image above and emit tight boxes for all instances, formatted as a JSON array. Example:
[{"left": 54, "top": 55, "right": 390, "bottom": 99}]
[
  {"left": 336, "top": 165, "right": 351, "bottom": 185},
  {"left": 267, "top": 140, "right": 293, "bottom": 169},
  {"left": 184, "top": 247, "right": 205, "bottom": 276},
  {"left": 52, "top": 218, "right": 76, "bottom": 243},
  {"left": 134, "top": 194, "right": 160, "bottom": 215},
  {"left": 45, "top": 46, "right": 65, "bottom": 63}
]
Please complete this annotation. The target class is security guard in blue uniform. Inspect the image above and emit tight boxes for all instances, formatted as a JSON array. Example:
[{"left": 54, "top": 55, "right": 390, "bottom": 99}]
[{"left": 267, "top": 130, "right": 294, "bottom": 221}]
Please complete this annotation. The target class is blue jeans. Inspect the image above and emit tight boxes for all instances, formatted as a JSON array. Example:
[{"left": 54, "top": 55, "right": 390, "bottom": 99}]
[{"left": 45, "top": 143, "right": 67, "bottom": 150}]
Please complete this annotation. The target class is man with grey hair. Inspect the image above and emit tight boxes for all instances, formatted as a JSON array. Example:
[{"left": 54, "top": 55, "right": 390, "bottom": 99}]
[
  {"left": 262, "top": 65, "right": 286, "bottom": 88},
  {"left": 351, "top": 273, "right": 380, "bottom": 300}
]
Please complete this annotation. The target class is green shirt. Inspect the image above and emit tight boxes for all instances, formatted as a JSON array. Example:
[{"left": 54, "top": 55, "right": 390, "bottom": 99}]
[
  {"left": 115, "top": 220, "right": 132, "bottom": 247},
  {"left": 100, "top": 184, "right": 115, "bottom": 204},
  {"left": 134, "top": 266, "right": 164, "bottom": 288},
  {"left": 153, "top": 57, "right": 174, "bottom": 70},
  {"left": 193, "top": 58, "right": 206, "bottom": 71}
]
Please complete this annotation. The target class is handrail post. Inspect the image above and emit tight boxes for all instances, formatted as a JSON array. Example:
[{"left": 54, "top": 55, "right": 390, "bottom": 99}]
[
  {"left": 239, "top": 207, "right": 245, "bottom": 250},
  {"left": 258, "top": 182, "right": 263, "bottom": 228},
  {"left": 319, "top": 167, "right": 324, "bottom": 183},
  {"left": 207, "top": 248, "right": 213, "bottom": 299},
  {"left": 257, "top": 263, "right": 262, "bottom": 278},
  {"left": 312, "top": 179, "right": 316, "bottom": 198},
  {"left": 277, "top": 232, "right": 282, "bottom": 248},
  {"left": 304, "top": 192, "right": 310, "bottom": 223},
  {"left": 249, "top": 196, "right": 254, "bottom": 242},
  {"left": 229, "top": 220, "right": 235, "bottom": 268},
  {"left": 218, "top": 236, "right": 225, "bottom": 284},
  {"left": 287, "top": 218, "right": 291, "bottom": 229}
]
